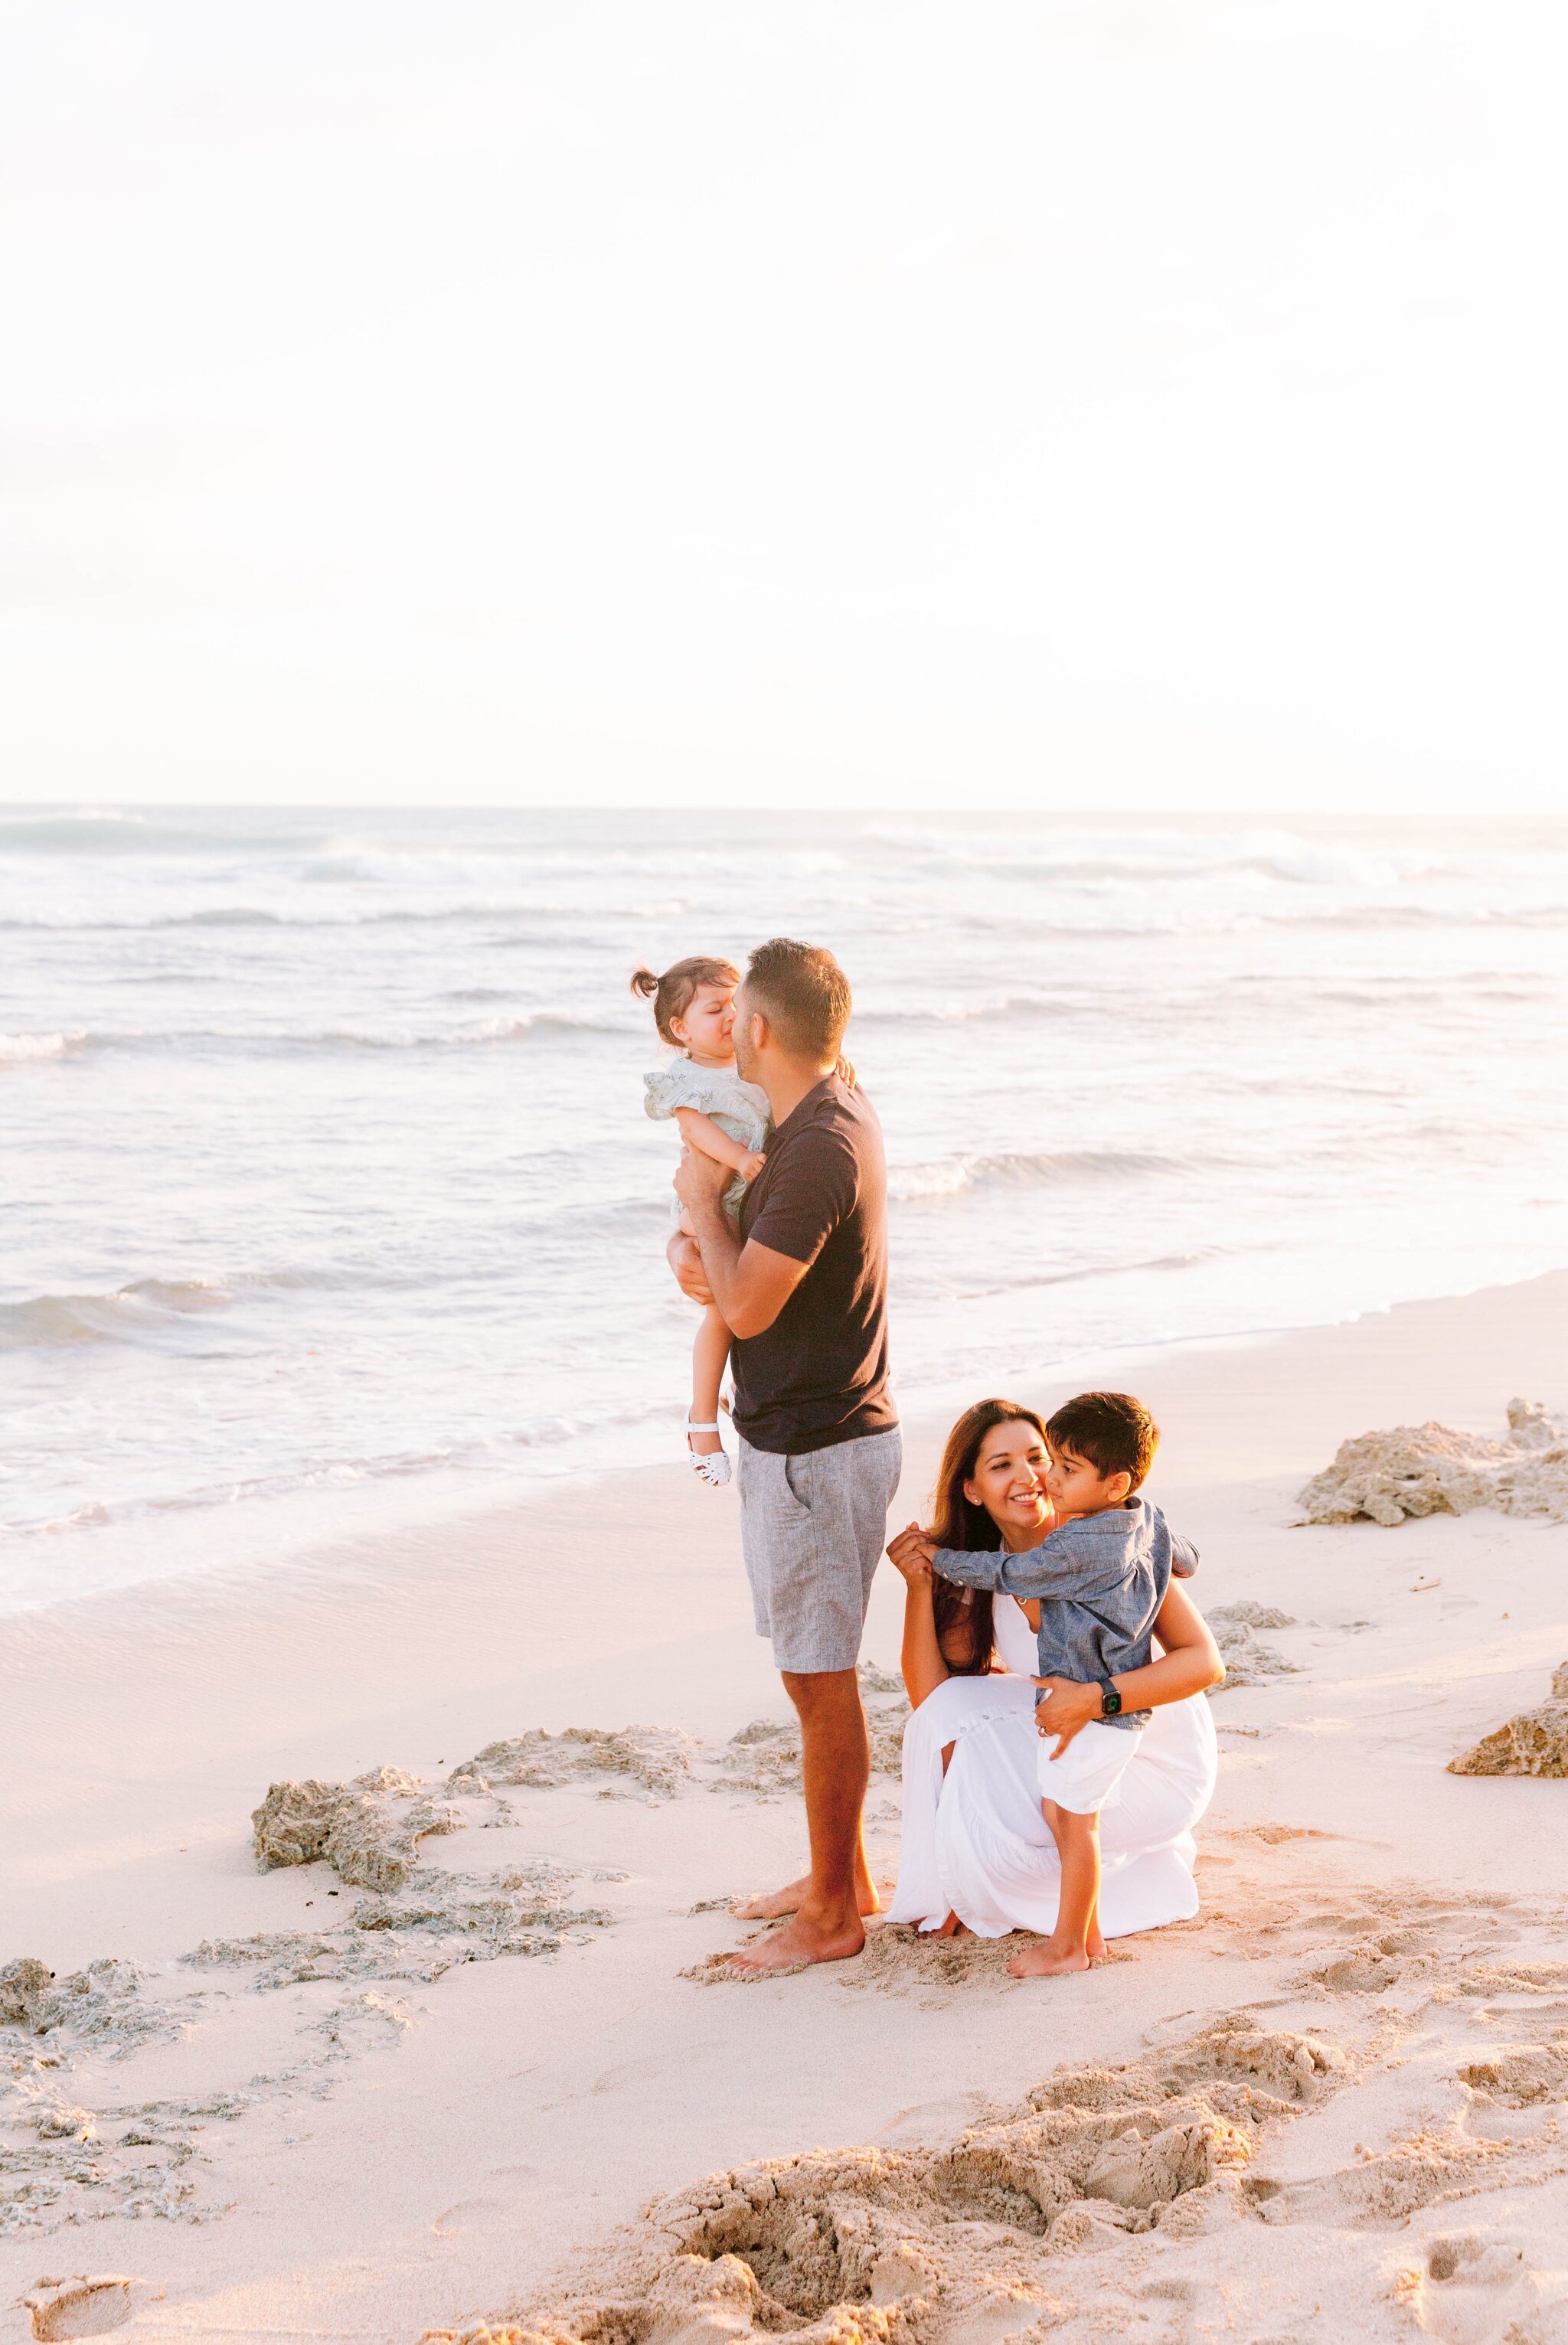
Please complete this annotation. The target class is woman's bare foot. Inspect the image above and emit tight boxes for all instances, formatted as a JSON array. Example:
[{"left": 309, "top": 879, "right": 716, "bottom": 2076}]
[
  {"left": 735, "top": 1870, "right": 883, "bottom": 1922},
  {"left": 727, "top": 1911, "right": 867, "bottom": 1974},
  {"left": 1007, "top": 1937, "right": 1091, "bottom": 1978},
  {"left": 933, "top": 1909, "right": 969, "bottom": 1938},
  {"left": 1088, "top": 1925, "right": 1108, "bottom": 1961}
]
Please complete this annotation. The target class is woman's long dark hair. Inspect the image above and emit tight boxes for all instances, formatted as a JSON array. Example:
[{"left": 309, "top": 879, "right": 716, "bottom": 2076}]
[{"left": 928, "top": 1398, "right": 1050, "bottom": 1675}]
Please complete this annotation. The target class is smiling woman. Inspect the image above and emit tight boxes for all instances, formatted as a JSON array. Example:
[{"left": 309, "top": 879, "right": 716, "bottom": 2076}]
[{"left": 884, "top": 1397, "right": 1222, "bottom": 1946}]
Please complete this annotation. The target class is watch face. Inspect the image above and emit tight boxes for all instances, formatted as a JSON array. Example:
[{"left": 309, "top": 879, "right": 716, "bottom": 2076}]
[{"left": 1102, "top": 1682, "right": 1122, "bottom": 1714}]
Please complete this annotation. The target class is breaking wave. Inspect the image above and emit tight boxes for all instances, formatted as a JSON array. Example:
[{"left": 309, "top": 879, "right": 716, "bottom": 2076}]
[
  {"left": 889, "top": 1148, "right": 1191, "bottom": 1202},
  {"left": 0, "top": 1278, "right": 237, "bottom": 1351},
  {"left": 0, "top": 1030, "right": 85, "bottom": 1066}
]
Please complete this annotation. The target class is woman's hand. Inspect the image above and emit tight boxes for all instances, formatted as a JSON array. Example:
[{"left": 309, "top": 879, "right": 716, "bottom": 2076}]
[
  {"left": 886, "top": 1522, "right": 936, "bottom": 1583},
  {"left": 1031, "top": 1677, "right": 1104, "bottom": 1758}
]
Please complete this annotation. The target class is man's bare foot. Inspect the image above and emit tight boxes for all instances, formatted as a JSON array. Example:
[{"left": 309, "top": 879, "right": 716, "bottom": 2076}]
[
  {"left": 933, "top": 1909, "right": 969, "bottom": 1938},
  {"left": 1007, "top": 1938, "right": 1091, "bottom": 1978},
  {"left": 726, "top": 1912, "right": 867, "bottom": 1974},
  {"left": 735, "top": 1872, "right": 882, "bottom": 1922}
]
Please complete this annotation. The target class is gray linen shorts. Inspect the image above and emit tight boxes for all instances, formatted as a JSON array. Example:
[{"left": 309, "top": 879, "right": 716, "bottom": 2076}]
[{"left": 737, "top": 1426, "right": 903, "bottom": 1674}]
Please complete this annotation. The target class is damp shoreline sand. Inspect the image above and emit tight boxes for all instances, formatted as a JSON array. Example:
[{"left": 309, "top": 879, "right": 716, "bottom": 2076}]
[{"left": 4, "top": 1271, "right": 1568, "bottom": 2343}]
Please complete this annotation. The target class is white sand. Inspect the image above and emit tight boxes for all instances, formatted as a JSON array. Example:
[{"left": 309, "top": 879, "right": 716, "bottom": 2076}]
[{"left": 4, "top": 1272, "right": 1568, "bottom": 2345}]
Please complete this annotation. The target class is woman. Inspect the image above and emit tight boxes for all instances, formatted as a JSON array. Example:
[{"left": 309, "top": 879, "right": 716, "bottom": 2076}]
[{"left": 886, "top": 1398, "right": 1222, "bottom": 1953}]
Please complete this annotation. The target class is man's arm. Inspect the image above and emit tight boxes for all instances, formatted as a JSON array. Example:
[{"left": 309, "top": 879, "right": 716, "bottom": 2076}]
[{"left": 672, "top": 1146, "right": 807, "bottom": 1338}]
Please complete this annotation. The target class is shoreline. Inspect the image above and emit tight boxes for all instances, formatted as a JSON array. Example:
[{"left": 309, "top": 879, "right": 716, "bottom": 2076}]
[
  {"left": 13, "top": 1253, "right": 1568, "bottom": 1630},
  {"left": 3, "top": 1266, "right": 1567, "bottom": 2343}
]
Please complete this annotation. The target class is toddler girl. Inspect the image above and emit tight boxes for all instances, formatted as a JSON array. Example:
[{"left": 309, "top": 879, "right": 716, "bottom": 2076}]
[{"left": 632, "top": 955, "right": 770, "bottom": 1488}]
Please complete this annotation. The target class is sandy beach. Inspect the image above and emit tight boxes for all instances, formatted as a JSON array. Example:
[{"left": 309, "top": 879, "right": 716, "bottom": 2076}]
[{"left": 5, "top": 1270, "right": 1568, "bottom": 2345}]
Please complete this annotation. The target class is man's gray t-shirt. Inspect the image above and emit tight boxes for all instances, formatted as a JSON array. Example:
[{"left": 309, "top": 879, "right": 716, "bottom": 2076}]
[{"left": 732, "top": 1073, "right": 896, "bottom": 1456}]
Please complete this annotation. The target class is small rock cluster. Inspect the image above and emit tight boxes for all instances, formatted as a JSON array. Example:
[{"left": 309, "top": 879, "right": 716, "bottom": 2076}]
[{"left": 446, "top": 1726, "right": 697, "bottom": 1801}]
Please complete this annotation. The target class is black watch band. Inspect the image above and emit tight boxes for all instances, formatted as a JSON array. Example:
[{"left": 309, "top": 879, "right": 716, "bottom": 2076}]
[{"left": 1098, "top": 1678, "right": 1122, "bottom": 1717}]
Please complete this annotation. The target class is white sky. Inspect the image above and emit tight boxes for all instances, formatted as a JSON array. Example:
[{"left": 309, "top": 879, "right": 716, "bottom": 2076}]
[{"left": 2, "top": 0, "right": 1564, "bottom": 813}]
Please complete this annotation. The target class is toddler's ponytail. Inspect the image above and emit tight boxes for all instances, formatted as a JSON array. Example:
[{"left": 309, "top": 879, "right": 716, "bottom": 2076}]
[{"left": 629, "top": 955, "right": 740, "bottom": 1046}]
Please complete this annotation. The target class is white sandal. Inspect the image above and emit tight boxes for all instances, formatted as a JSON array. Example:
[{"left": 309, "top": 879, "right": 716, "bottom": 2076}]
[{"left": 686, "top": 1420, "right": 732, "bottom": 1488}]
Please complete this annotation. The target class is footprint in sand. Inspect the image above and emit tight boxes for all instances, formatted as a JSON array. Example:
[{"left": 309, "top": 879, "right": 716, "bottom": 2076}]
[
  {"left": 1398, "top": 2235, "right": 1557, "bottom": 2344},
  {"left": 23, "top": 2279, "right": 145, "bottom": 2342},
  {"left": 430, "top": 2199, "right": 503, "bottom": 2238},
  {"left": 521, "top": 2016, "right": 1345, "bottom": 2341}
]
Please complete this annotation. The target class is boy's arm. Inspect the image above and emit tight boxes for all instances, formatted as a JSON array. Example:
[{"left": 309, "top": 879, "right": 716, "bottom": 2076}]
[
  {"left": 673, "top": 1106, "right": 763, "bottom": 1177},
  {"left": 932, "top": 1538, "right": 1078, "bottom": 1596},
  {"left": 1147, "top": 1504, "right": 1198, "bottom": 1579},
  {"left": 937, "top": 1517, "right": 1141, "bottom": 1602},
  {"left": 930, "top": 1545, "right": 1011, "bottom": 1592}
]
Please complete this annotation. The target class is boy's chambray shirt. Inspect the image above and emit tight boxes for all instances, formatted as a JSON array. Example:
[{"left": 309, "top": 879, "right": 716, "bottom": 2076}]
[{"left": 931, "top": 1497, "right": 1198, "bottom": 1729}]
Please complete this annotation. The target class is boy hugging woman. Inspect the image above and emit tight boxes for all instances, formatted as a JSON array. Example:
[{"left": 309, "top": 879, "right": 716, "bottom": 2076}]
[{"left": 888, "top": 1391, "right": 1198, "bottom": 1978}]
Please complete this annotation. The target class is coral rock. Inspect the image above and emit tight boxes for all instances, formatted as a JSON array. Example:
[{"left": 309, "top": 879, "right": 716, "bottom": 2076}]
[
  {"left": 1296, "top": 1398, "right": 1568, "bottom": 1527},
  {"left": 1204, "top": 1609, "right": 1300, "bottom": 1691},
  {"left": 251, "top": 1775, "right": 459, "bottom": 1890},
  {"left": 35, "top": 2105, "right": 96, "bottom": 2141},
  {"left": 1449, "top": 1667, "right": 1568, "bottom": 1778},
  {"left": 0, "top": 1956, "right": 55, "bottom": 2028},
  {"left": 251, "top": 1779, "right": 345, "bottom": 1870}
]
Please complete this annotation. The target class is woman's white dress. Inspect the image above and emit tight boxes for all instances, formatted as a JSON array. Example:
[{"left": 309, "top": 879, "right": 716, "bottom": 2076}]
[{"left": 887, "top": 1595, "right": 1217, "bottom": 1940}]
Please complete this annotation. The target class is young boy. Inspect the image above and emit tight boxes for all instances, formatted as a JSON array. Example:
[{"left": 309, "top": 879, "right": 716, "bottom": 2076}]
[{"left": 900, "top": 1391, "right": 1197, "bottom": 1978}]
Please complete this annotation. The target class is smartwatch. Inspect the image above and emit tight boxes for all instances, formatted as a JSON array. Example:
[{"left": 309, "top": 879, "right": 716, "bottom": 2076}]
[{"left": 1097, "top": 1678, "right": 1122, "bottom": 1718}]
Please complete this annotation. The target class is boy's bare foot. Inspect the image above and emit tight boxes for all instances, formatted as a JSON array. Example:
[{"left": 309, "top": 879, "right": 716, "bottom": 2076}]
[
  {"left": 1007, "top": 1938, "right": 1091, "bottom": 1978},
  {"left": 726, "top": 1912, "right": 866, "bottom": 1974},
  {"left": 735, "top": 1870, "right": 882, "bottom": 1922}
]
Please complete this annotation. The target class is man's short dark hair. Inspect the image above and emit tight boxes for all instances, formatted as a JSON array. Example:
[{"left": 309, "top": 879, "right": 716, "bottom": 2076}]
[
  {"left": 745, "top": 937, "right": 851, "bottom": 1061},
  {"left": 1044, "top": 1391, "right": 1159, "bottom": 1491}
]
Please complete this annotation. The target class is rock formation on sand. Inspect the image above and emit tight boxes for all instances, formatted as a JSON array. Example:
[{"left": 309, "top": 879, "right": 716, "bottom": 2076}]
[
  {"left": 0, "top": 1956, "right": 172, "bottom": 2056},
  {"left": 1204, "top": 1603, "right": 1299, "bottom": 1690},
  {"left": 1295, "top": 1397, "right": 1568, "bottom": 1527},
  {"left": 1449, "top": 1661, "right": 1568, "bottom": 1779},
  {"left": 188, "top": 1860, "right": 616, "bottom": 1988},
  {"left": 252, "top": 1770, "right": 462, "bottom": 1891},
  {"left": 445, "top": 1726, "right": 697, "bottom": 1800}
]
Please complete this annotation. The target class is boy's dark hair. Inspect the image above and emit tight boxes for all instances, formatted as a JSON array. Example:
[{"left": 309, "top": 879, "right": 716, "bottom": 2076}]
[
  {"left": 1044, "top": 1391, "right": 1159, "bottom": 1491},
  {"left": 744, "top": 937, "right": 851, "bottom": 1060},
  {"left": 629, "top": 955, "right": 740, "bottom": 1047}
]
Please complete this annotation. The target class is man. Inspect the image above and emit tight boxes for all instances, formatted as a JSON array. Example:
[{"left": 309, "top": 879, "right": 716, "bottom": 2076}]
[{"left": 671, "top": 936, "right": 900, "bottom": 1973}]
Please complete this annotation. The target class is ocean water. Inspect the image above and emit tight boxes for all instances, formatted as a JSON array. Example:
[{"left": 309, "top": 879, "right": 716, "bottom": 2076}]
[{"left": 5, "top": 805, "right": 1568, "bottom": 1615}]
